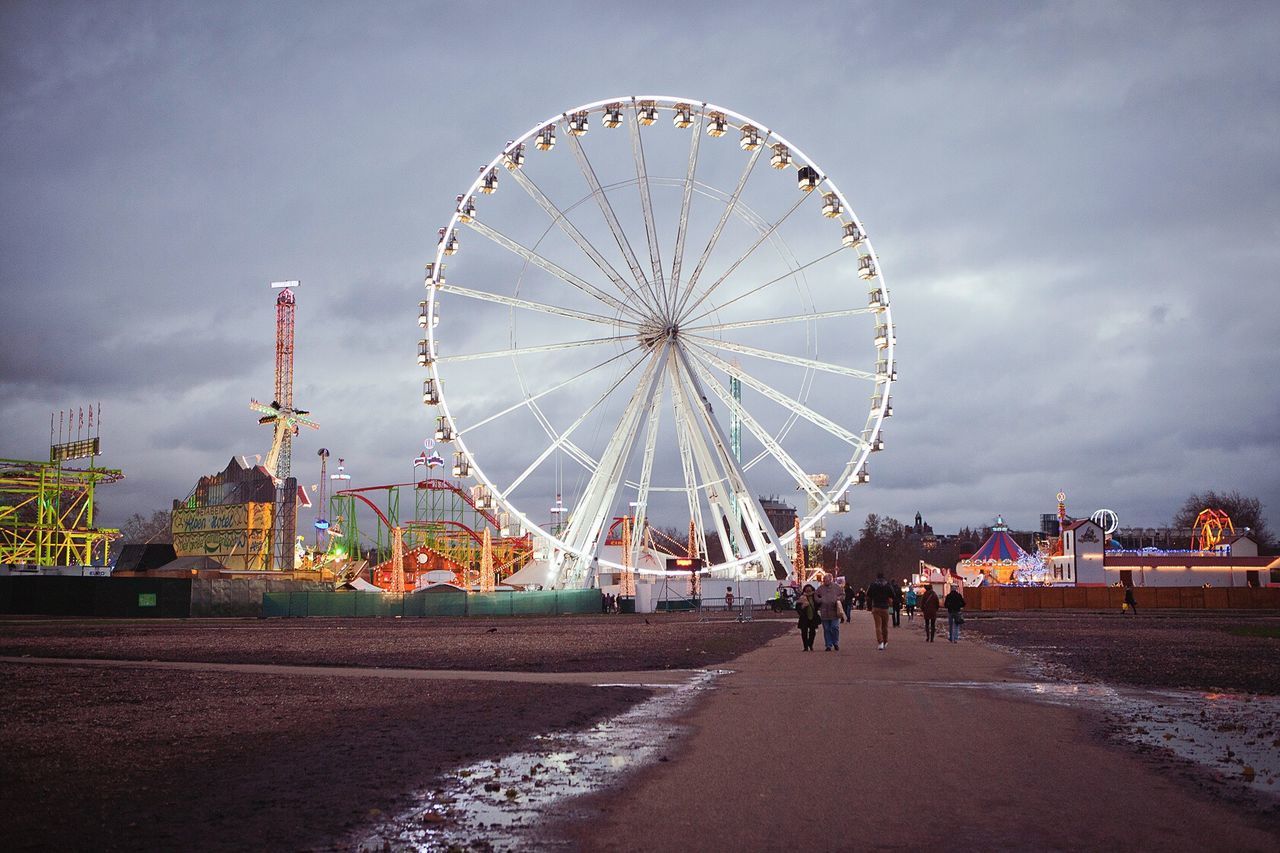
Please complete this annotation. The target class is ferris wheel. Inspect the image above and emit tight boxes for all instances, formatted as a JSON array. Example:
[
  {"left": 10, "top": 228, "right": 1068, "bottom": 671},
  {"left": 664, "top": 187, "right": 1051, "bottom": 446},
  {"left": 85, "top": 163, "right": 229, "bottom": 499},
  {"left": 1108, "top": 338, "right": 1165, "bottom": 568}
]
[{"left": 420, "top": 96, "right": 895, "bottom": 588}]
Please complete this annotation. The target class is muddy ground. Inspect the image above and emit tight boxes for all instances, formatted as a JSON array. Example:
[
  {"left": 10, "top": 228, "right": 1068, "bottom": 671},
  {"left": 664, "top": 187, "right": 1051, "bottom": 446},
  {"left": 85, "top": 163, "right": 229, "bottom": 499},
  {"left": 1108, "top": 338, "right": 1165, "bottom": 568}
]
[
  {"left": 0, "top": 616, "right": 787, "bottom": 852},
  {"left": 0, "top": 614, "right": 789, "bottom": 672},
  {"left": 968, "top": 613, "right": 1280, "bottom": 695}
]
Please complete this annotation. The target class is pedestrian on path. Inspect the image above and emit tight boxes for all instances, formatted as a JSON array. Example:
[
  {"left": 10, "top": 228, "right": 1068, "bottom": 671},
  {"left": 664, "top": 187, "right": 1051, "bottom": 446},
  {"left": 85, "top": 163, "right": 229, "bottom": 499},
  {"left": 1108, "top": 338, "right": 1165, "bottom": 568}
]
[
  {"left": 920, "top": 585, "right": 940, "bottom": 642},
  {"left": 795, "top": 584, "right": 820, "bottom": 651},
  {"left": 867, "top": 572, "right": 894, "bottom": 650},
  {"left": 816, "top": 574, "right": 843, "bottom": 651},
  {"left": 1124, "top": 587, "right": 1138, "bottom": 615},
  {"left": 905, "top": 586, "right": 917, "bottom": 622},
  {"left": 891, "top": 583, "right": 903, "bottom": 628},
  {"left": 724, "top": 586, "right": 735, "bottom": 614},
  {"left": 842, "top": 580, "right": 854, "bottom": 622},
  {"left": 945, "top": 585, "right": 966, "bottom": 643}
]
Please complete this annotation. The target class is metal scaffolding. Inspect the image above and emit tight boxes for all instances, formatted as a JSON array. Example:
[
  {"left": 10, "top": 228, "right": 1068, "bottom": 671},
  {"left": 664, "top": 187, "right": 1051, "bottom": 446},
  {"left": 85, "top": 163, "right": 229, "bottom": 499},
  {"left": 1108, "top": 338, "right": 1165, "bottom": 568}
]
[{"left": 0, "top": 457, "right": 122, "bottom": 566}]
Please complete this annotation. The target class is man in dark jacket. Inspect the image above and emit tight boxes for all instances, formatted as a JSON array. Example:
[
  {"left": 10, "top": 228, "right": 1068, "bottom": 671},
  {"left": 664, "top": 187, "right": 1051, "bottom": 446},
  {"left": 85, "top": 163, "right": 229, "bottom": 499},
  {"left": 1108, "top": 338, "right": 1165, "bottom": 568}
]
[
  {"left": 890, "top": 583, "right": 903, "bottom": 628},
  {"left": 866, "top": 572, "right": 895, "bottom": 650},
  {"left": 944, "top": 585, "right": 966, "bottom": 643}
]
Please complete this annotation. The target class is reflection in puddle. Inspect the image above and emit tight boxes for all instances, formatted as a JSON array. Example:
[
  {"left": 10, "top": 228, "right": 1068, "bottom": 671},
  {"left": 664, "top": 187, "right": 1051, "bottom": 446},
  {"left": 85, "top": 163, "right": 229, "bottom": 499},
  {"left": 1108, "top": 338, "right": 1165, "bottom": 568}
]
[
  {"left": 356, "top": 670, "right": 724, "bottom": 851},
  {"left": 932, "top": 678, "right": 1280, "bottom": 796}
]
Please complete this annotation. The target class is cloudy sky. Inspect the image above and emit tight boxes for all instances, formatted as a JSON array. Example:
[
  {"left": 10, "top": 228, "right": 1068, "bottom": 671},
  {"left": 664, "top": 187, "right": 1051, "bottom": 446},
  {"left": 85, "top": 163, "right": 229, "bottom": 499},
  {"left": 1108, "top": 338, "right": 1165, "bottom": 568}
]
[{"left": 2, "top": 0, "right": 1278, "bottom": 540}]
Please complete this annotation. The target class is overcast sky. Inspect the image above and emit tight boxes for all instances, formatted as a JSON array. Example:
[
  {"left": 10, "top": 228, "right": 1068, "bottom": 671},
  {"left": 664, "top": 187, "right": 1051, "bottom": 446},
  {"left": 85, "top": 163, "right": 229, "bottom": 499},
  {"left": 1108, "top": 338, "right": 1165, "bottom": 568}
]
[{"left": 2, "top": 0, "right": 1277, "bottom": 539}]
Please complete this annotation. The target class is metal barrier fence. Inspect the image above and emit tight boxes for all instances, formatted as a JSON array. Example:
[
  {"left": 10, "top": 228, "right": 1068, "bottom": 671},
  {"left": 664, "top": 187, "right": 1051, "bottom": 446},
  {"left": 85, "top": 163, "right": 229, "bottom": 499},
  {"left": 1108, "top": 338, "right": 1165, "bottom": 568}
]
[{"left": 261, "top": 588, "right": 602, "bottom": 618}]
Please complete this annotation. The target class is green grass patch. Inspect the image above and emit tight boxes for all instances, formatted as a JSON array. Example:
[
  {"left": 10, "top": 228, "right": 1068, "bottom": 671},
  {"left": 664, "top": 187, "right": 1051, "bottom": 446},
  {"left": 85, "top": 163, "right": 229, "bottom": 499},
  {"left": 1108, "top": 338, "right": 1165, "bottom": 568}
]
[{"left": 1228, "top": 626, "right": 1280, "bottom": 639}]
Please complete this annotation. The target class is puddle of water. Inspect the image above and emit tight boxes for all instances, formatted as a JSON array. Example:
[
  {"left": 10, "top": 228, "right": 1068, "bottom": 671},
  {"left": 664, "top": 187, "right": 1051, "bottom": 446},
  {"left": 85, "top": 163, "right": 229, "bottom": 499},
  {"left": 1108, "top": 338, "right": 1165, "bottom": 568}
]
[
  {"left": 936, "top": 661, "right": 1280, "bottom": 797},
  {"left": 355, "top": 670, "right": 726, "bottom": 851}
]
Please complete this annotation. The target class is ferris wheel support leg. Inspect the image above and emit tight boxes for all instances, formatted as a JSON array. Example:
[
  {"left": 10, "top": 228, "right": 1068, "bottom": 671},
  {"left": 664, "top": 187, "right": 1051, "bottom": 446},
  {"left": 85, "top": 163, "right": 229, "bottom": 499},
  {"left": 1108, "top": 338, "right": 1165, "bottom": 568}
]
[
  {"left": 674, "top": 346, "right": 795, "bottom": 581},
  {"left": 672, "top": 352, "right": 771, "bottom": 572},
  {"left": 668, "top": 355, "right": 716, "bottom": 561},
  {"left": 553, "top": 347, "right": 668, "bottom": 588},
  {"left": 629, "top": 368, "right": 667, "bottom": 569}
]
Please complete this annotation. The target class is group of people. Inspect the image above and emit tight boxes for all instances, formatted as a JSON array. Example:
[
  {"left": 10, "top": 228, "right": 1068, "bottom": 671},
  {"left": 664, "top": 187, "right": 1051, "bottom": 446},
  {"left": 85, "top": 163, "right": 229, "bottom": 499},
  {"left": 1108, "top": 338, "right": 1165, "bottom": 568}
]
[{"left": 794, "top": 572, "right": 968, "bottom": 650}]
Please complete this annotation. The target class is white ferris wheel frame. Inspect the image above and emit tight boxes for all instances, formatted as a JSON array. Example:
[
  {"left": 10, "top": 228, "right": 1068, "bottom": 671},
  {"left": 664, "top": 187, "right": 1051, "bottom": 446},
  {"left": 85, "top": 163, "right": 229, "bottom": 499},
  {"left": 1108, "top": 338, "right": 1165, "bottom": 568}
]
[{"left": 423, "top": 95, "right": 896, "bottom": 583}]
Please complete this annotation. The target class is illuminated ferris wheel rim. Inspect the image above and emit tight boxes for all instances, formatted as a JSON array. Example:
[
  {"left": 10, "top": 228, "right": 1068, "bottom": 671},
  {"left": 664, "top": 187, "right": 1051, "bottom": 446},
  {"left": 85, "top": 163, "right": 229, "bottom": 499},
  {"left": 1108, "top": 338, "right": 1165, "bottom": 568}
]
[{"left": 423, "top": 95, "right": 896, "bottom": 579}]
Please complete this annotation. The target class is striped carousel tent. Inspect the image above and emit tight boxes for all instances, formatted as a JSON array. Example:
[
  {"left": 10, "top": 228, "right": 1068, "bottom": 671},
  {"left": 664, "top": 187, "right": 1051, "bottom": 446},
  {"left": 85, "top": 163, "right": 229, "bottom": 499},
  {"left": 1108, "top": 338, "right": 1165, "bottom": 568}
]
[{"left": 958, "top": 516, "right": 1028, "bottom": 584}]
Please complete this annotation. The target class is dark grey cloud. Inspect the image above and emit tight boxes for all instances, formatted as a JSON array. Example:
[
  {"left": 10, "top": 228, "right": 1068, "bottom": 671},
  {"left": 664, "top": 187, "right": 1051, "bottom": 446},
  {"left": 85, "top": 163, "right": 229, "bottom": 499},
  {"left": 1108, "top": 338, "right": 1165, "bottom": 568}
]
[{"left": 2, "top": 0, "right": 1277, "bottom": 541}]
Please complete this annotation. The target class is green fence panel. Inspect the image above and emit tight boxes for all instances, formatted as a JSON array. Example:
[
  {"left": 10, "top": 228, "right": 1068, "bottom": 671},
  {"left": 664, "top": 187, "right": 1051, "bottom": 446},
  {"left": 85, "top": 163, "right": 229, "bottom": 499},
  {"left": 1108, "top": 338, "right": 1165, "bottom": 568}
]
[
  {"left": 421, "top": 591, "right": 468, "bottom": 616},
  {"left": 559, "top": 588, "right": 603, "bottom": 614},
  {"left": 514, "top": 589, "right": 558, "bottom": 616},
  {"left": 258, "top": 587, "right": 603, "bottom": 617},
  {"left": 355, "top": 593, "right": 403, "bottom": 617},
  {"left": 467, "top": 591, "right": 515, "bottom": 616}
]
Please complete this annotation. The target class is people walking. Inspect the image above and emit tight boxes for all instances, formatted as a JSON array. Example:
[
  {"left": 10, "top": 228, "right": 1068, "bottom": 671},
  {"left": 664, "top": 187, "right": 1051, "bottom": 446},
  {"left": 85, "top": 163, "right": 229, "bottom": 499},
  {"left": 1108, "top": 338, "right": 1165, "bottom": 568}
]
[
  {"left": 724, "top": 586, "right": 735, "bottom": 614},
  {"left": 842, "top": 581, "right": 855, "bottom": 622},
  {"left": 905, "top": 586, "right": 918, "bottom": 622},
  {"left": 795, "top": 584, "right": 820, "bottom": 651},
  {"left": 1124, "top": 586, "right": 1138, "bottom": 616},
  {"left": 854, "top": 588, "right": 866, "bottom": 610},
  {"left": 921, "top": 585, "right": 940, "bottom": 642},
  {"left": 867, "top": 572, "right": 895, "bottom": 650},
  {"left": 816, "top": 573, "right": 844, "bottom": 651},
  {"left": 891, "top": 583, "right": 903, "bottom": 628},
  {"left": 944, "top": 585, "right": 966, "bottom": 643}
]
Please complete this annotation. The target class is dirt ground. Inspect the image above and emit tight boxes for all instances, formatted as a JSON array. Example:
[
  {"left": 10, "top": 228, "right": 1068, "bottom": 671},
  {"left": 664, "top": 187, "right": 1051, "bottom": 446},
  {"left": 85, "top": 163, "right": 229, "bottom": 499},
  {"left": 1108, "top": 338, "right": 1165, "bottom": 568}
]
[
  {"left": 967, "top": 613, "right": 1280, "bottom": 695},
  {"left": 0, "top": 616, "right": 787, "bottom": 852},
  {"left": 0, "top": 614, "right": 789, "bottom": 672}
]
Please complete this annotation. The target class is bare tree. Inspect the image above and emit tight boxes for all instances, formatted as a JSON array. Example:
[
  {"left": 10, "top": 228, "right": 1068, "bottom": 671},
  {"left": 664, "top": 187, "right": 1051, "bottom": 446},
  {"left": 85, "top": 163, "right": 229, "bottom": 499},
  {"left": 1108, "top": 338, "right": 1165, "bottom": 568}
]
[{"left": 119, "top": 510, "right": 173, "bottom": 544}]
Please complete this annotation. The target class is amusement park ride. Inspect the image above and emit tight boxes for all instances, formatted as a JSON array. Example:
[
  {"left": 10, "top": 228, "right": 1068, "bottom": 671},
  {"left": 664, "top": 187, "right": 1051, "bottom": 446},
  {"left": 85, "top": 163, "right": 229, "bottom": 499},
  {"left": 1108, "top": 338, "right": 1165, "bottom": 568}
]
[
  {"left": 0, "top": 407, "right": 121, "bottom": 567},
  {"left": 250, "top": 281, "right": 318, "bottom": 482},
  {"left": 416, "top": 95, "right": 897, "bottom": 589}
]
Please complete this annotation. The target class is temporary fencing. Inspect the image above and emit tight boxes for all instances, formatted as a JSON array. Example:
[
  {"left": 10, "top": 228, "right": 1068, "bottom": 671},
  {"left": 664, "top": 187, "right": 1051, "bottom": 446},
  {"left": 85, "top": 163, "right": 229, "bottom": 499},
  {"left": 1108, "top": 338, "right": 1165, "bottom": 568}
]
[{"left": 261, "top": 588, "right": 601, "bottom": 618}]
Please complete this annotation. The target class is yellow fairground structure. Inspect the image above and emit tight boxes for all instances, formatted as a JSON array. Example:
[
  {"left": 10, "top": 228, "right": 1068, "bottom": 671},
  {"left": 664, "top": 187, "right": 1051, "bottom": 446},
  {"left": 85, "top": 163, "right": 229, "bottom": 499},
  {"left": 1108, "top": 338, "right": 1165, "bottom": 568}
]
[{"left": 0, "top": 456, "right": 122, "bottom": 567}]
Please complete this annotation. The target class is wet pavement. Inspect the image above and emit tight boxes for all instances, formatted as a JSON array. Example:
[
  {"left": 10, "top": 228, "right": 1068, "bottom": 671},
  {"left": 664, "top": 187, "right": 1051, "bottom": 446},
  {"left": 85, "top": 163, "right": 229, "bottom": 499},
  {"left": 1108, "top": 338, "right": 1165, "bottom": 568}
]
[
  {"left": 966, "top": 642, "right": 1280, "bottom": 796},
  {"left": 355, "top": 670, "right": 725, "bottom": 851}
]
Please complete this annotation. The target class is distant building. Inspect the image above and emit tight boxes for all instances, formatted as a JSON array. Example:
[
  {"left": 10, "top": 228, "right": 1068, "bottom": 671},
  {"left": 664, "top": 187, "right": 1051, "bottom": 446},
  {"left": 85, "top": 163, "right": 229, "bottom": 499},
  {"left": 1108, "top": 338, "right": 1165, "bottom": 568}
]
[
  {"left": 1056, "top": 526, "right": 1277, "bottom": 587},
  {"left": 170, "top": 456, "right": 296, "bottom": 571},
  {"left": 758, "top": 496, "right": 796, "bottom": 536}
]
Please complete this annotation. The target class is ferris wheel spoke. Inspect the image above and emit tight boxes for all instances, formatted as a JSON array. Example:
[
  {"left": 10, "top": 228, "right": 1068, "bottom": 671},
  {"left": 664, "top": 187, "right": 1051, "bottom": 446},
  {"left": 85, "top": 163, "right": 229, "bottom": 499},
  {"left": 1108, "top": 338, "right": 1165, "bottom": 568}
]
[
  {"left": 504, "top": 167, "right": 657, "bottom": 315},
  {"left": 684, "top": 247, "right": 845, "bottom": 326},
  {"left": 682, "top": 348, "right": 827, "bottom": 507},
  {"left": 461, "top": 344, "right": 642, "bottom": 434},
  {"left": 673, "top": 143, "right": 764, "bottom": 319},
  {"left": 682, "top": 333, "right": 877, "bottom": 381},
  {"left": 682, "top": 306, "right": 875, "bottom": 335},
  {"left": 669, "top": 107, "right": 703, "bottom": 304},
  {"left": 686, "top": 343, "right": 871, "bottom": 450},
  {"left": 678, "top": 191, "right": 810, "bottom": 322},
  {"left": 500, "top": 350, "right": 654, "bottom": 500},
  {"left": 436, "top": 283, "right": 639, "bottom": 329},
  {"left": 562, "top": 126, "right": 664, "bottom": 314},
  {"left": 628, "top": 104, "right": 669, "bottom": 317},
  {"left": 438, "top": 333, "right": 632, "bottom": 364},
  {"left": 462, "top": 217, "right": 643, "bottom": 320}
]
